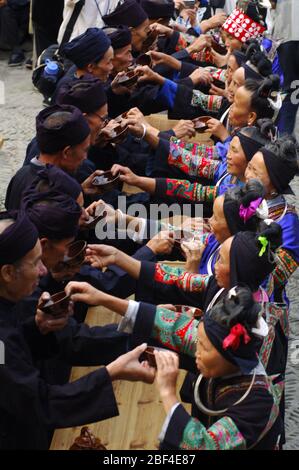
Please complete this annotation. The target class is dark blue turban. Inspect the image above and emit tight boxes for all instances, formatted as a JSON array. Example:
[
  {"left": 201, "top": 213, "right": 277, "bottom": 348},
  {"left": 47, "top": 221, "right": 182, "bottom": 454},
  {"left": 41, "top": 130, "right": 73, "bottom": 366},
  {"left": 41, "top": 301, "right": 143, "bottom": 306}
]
[
  {"left": 36, "top": 104, "right": 90, "bottom": 154},
  {"left": 0, "top": 211, "right": 39, "bottom": 265},
  {"left": 103, "top": 25, "right": 132, "bottom": 50},
  {"left": 140, "top": 0, "right": 174, "bottom": 19},
  {"left": 56, "top": 76, "right": 107, "bottom": 114},
  {"left": 30, "top": 165, "right": 82, "bottom": 200},
  {"left": 22, "top": 191, "right": 82, "bottom": 240},
  {"left": 63, "top": 27, "right": 111, "bottom": 68},
  {"left": 103, "top": 0, "right": 148, "bottom": 28}
]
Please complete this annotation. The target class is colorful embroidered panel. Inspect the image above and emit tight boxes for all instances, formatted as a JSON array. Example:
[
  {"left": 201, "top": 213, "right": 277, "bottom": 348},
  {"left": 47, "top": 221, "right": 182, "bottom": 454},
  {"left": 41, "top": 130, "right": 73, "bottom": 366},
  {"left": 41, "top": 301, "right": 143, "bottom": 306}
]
[
  {"left": 180, "top": 416, "right": 246, "bottom": 450},
  {"left": 166, "top": 178, "right": 218, "bottom": 202}
]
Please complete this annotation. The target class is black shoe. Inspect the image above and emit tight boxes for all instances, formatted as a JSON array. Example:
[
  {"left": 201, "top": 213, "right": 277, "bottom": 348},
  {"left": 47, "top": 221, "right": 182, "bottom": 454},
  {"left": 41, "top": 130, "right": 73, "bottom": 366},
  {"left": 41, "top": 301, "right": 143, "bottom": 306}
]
[{"left": 8, "top": 52, "right": 25, "bottom": 67}]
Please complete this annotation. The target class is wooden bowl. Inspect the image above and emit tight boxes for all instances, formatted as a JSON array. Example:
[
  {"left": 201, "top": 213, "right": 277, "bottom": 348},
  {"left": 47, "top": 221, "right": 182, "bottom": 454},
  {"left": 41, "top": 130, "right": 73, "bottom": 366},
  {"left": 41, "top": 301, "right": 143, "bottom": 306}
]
[
  {"left": 135, "top": 53, "right": 152, "bottom": 67},
  {"left": 40, "top": 291, "right": 70, "bottom": 317},
  {"left": 64, "top": 240, "right": 87, "bottom": 267},
  {"left": 174, "top": 305, "right": 203, "bottom": 319},
  {"left": 212, "top": 77, "right": 226, "bottom": 90},
  {"left": 193, "top": 116, "right": 211, "bottom": 133},
  {"left": 105, "top": 123, "right": 129, "bottom": 144},
  {"left": 144, "top": 346, "right": 170, "bottom": 368},
  {"left": 92, "top": 170, "right": 121, "bottom": 194},
  {"left": 116, "top": 70, "right": 139, "bottom": 87},
  {"left": 142, "top": 30, "right": 158, "bottom": 51},
  {"left": 82, "top": 206, "right": 107, "bottom": 230}
]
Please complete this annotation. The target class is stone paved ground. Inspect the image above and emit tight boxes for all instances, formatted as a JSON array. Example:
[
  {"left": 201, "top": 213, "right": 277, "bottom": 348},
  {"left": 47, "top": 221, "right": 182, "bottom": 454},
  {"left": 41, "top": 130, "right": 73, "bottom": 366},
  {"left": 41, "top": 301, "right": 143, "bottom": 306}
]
[{"left": 0, "top": 50, "right": 298, "bottom": 449}]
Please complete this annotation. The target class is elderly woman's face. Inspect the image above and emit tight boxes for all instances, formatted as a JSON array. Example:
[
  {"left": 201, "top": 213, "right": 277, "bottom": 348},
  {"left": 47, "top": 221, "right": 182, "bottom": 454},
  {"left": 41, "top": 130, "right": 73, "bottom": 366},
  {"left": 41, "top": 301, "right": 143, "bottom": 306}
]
[
  {"left": 226, "top": 135, "right": 248, "bottom": 179},
  {"left": 209, "top": 195, "right": 232, "bottom": 243},
  {"left": 195, "top": 322, "right": 238, "bottom": 378},
  {"left": 245, "top": 151, "right": 275, "bottom": 197},
  {"left": 214, "top": 237, "right": 233, "bottom": 289},
  {"left": 227, "top": 67, "right": 245, "bottom": 104}
]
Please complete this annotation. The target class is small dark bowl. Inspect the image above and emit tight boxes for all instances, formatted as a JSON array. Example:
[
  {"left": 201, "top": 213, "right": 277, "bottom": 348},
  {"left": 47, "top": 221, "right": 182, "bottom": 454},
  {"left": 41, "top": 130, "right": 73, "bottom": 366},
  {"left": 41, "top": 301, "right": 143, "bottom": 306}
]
[
  {"left": 211, "top": 39, "right": 227, "bottom": 56},
  {"left": 114, "top": 111, "right": 128, "bottom": 123},
  {"left": 116, "top": 70, "right": 139, "bottom": 87},
  {"left": 40, "top": 291, "right": 70, "bottom": 317},
  {"left": 142, "top": 31, "right": 158, "bottom": 51},
  {"left": 82, "top": 207, "right": 107, "bottom": 230},
  {"left": 174, "top": 305, "right": 203, "bottom": 319},
  {"left": 64, "top": 240, "right": 87, "bottom": 267},
  {"left": 212, "top": 77, "right": 226, "bottom": 90},
  {"left": 135, "top": 53, "right": 152, "bottom": 67},
  {"left": 92, "top": 170, "right": 121, "bottom": 194},
  {"left": 143, "top": 346, "right": 170, "bottom": 368},
  {"left": 193, "top": 116, "right": 211, "bottom": 133},
  {"left": 105, "top": 123, "right": 129, "bottom": 144}
]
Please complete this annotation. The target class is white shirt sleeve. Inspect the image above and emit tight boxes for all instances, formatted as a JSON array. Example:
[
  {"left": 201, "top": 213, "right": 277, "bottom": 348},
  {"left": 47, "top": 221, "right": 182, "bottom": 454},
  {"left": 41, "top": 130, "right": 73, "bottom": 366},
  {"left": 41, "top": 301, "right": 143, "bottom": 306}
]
[
  {"left": 158, "top": 403, "right": 181, "bottom": 442},
  {"left": 117, "top": 300, "right": 140, "bottom": 334}
]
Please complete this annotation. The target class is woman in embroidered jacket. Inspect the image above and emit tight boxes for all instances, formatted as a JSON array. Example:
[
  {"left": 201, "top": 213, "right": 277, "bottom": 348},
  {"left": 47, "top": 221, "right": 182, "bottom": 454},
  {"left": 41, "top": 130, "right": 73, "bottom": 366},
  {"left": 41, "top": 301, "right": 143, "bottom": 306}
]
[{"left": 65, "top": 282, "right": 284, "bottom": 450}]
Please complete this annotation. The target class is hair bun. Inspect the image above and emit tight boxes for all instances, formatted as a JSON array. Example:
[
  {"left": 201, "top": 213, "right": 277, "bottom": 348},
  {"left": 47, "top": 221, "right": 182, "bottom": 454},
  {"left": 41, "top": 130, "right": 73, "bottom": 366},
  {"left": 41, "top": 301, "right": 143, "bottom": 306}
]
[
  {"left": 256, "top": 118, "right": 277, "bottom": 141},
  {"left": 257, "top": 74, "right": 280, "bottom": 98},
  {"left": 257, "top": 220, "right": 282, "bottom": 251},
  {"left": 211, "top": 285, "right": 260, "bottom": 329}
]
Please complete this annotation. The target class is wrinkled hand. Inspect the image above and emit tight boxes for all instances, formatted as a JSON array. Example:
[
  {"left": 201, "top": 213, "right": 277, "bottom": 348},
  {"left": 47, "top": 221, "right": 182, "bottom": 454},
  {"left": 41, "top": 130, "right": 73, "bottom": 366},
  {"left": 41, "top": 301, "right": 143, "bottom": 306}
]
[
  {"left": 189, "top": 67, "right": 212, "bottom": 86},
  {"left": 173, "top": 119, "right": 196, "bottom": 139},
  {"left": 210, "top": 49, "right": 229, "bottom": 68},
  {"left": 81, "top": 170, "right": 107, "bottom": 195},
  {"left": 35, "top": 292, "right": 71, "bottom": 335},
  {"left": 85, "top": 244, "right": 119, "bottom": 269},
  {"left": 149, "top": 50, "right": 181, "bottom": 71},
  {"left": 126, "top": 107, "right": 147, "bottom": 125},
  {"left": 181, "top": 238, "right": 205, "bottom": 272},
  {"left": 155, "top": 350, "right": 179, "bottom": 397},
  {"left": 206, "top": 118, "right": 229, "bottom": 141},
  {"left": 85, "top": 200, "right": 116, "bottom": 224},
  {"left": 149, "top": 22, "right": 173, "bottom": 38},
  {"left": 107, "top": 343, "right": 156, "bottom": 383},
  {"left": 111, "top": 164, "right": 141, "bottom": 186},
  {"left": 135, "top": 65, "right": 165, "bottom": 85},
  {"left": 65, "top": 281, "right": 104, "bottom": 306},
  {"left": 207, "top": 12, "right": 227, "bottom": 29},
  {"left": 187, "top": 34, "right": 212, "bottom": 54},
  {"left": 146, "top": 231, "right": 175, "bottom": 255}
]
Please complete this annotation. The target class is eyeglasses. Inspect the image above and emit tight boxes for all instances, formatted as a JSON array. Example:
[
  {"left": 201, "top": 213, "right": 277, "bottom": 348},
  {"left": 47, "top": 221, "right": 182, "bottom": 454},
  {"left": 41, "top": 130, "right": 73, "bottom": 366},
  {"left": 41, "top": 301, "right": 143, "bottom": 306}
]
[{"left": 93, "top": 113, "right": 110, "bottom": 126}]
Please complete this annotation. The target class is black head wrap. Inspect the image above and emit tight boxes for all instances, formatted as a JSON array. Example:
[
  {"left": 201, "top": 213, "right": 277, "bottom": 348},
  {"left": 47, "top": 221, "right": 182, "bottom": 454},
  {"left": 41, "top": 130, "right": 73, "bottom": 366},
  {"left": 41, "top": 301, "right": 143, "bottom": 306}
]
[
  {"left": 261, "top": 147, "right": 297, "bottom": 195},
  {"left": 56, "top": 76, "right": 107, "bottom": 114},
  {"left": 103, "top": 25, "right": 132, "bottom": 49},
  {"left": 0, "top": 211, "right": 39, "bottom": 265},
  {"left": 235, "top": 130, "right": 265, "bottom": 162},
  {"left": 29, "top": 165, "right": 82, "bottom": 200},
  {"left": 103, "top": 0, "right": 148, "bottom": 28},
  {"left": 203, "top": 286, "right": 263, "bottom": 374},
  {"left": 140, "top": 0, "right": 174, "bottom": 19},
  {"left": 36, "top": 104, "right": 90, "bottom": 154},
  {"left": 232, "top": 50, "right": 245, "bottom": 67},
  {"left": 229, "top": 224, "right": 282, "bottom": 291},
  {"left": 22, "top": 191, "right": 82, "bottom": 240},
  {"left": 223, "top": 180, "right": 265, "bottom": 235},
  {"left": 62, "top": 28, "right": 111, "bottom": 68}
]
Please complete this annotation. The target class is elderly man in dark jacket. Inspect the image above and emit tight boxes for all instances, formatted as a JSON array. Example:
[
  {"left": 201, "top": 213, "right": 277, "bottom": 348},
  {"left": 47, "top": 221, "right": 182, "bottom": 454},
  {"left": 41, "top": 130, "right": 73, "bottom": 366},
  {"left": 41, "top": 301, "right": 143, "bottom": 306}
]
[{"left": 0, "top": 0, "right": 30, "bottom": 66}]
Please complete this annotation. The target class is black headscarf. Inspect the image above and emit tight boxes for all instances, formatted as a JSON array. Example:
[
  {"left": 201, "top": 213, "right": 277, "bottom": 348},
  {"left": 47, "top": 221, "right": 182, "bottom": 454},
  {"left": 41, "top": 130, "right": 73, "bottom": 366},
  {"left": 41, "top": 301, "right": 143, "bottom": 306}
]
[
  {"left": 0, "top": 211, "right": 39, "bottom": 265},
  {"left": 57, "top": 76, "right": 107, "bottom": 114},
  {"left": 36, "top": 104, "right": 90, "bottom": 154},
  {"left": 235, "top": 130, "right": 265, "bottom": 162},
  {"left": 103, "top": 0, "right": 148, "bottom": 28},
  {"left": 29, "top": 165, "right": 82, "bottom": 200},
  {"left": 140, "top": 0, "right": 174, "bottom": 19},
  {"left": 103, "top": 25, "right": 132, "bottom": 50},
  {"left": 63, "top": 27, "right": 111, "bottom": 68},
  {"left": 261, "top": 147, "right": 297, "bottom": 195},
  {"left": 22, "top": 192, "right": 82, "bottom": 240},
  {"left": 203, "top": 285, "right": 266, "bottom": 374},
  {"left": 229, "top": 229, "right": 281, "bottom": 291}
]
